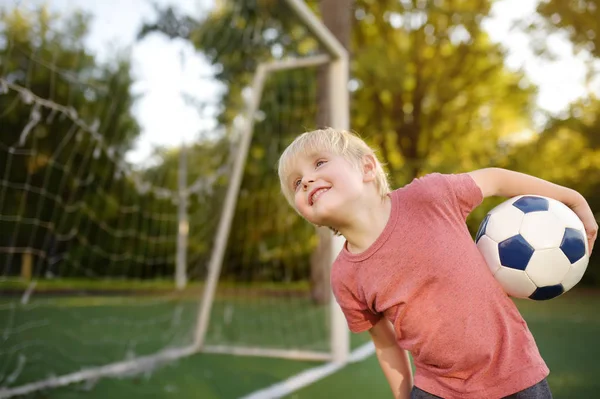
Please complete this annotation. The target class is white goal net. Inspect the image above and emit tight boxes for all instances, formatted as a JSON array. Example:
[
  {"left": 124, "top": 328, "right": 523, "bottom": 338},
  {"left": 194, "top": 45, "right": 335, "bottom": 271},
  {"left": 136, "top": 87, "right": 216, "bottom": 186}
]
[{"left": 0, "top": 0, "right": 348, "bottom": 397}]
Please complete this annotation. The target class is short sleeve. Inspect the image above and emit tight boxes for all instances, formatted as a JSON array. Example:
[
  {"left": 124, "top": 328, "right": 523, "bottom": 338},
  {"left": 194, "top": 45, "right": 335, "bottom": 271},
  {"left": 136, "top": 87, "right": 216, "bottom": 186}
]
[
  {"left": 338, "top": 302, "right": 381, "bottom": 333},
  {"left": 444, "top": 173, "right": 484, "bottom": 219},
  {"left": 331, "top": 263, "right": 382, "bottom": 333},
  {"left": 413, "top": 173, "right": 482, "bottom": 220}
]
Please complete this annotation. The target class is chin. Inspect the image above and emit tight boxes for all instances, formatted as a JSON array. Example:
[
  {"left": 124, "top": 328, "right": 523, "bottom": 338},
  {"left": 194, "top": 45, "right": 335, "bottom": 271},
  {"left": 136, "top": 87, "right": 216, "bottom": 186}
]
[
  {"left": 305, "top": 199, "right": 344, "bottom": 225},
  {"left": 310, "top": 211, "right": 340, "bottom": 228}
]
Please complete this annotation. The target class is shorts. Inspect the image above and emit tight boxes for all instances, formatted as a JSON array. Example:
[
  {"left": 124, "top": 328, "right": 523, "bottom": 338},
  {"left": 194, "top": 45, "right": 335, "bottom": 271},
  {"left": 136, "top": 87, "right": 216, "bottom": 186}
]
[{"left": 410, "top": 378, "right": 552, "bottom": 399}]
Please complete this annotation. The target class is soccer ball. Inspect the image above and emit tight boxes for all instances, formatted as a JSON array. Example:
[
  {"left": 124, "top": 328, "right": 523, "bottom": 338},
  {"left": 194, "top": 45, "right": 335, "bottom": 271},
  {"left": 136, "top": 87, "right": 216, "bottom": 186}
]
[{"left": 475, "top": 195, "right": 589, "bottom": 301}]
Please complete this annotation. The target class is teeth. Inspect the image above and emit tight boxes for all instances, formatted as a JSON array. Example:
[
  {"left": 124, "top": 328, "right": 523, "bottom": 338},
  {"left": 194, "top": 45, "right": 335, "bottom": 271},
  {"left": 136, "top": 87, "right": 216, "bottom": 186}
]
[{"left": 311, "top": 188, "right": 328, "bottom": 204}]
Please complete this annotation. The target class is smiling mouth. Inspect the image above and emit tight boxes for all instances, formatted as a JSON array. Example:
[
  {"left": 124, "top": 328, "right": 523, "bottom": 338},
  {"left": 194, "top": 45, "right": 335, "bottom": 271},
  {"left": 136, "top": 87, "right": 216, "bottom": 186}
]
[{"left": 309, "top": 187, "right": 329, "bottom": 206}]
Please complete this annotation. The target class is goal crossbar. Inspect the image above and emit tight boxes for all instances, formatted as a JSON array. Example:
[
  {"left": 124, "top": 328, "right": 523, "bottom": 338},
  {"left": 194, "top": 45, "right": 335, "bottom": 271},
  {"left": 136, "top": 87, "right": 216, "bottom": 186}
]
[{"left": 0, "top": 0, "right": 351, "bottom": 397}]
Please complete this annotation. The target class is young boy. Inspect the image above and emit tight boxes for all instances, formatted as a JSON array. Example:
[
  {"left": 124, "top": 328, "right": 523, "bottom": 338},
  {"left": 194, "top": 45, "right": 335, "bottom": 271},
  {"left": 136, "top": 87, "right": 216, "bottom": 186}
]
[{"left": 277, "top": 128, "right": 598, "bottom": 399}]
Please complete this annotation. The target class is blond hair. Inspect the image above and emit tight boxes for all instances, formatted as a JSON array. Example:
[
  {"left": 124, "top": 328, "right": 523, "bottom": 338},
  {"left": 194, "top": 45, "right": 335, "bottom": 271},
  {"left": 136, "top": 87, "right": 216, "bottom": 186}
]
[{"left": 277, "top": 128, "right": 390, "bottom": 208}]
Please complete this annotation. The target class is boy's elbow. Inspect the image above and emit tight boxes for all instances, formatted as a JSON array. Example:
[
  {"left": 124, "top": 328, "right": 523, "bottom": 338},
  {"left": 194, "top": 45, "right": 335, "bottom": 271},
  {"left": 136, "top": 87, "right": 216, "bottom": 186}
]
[{"left": 369, "top": 319, "right": 398, "bottom": 349}]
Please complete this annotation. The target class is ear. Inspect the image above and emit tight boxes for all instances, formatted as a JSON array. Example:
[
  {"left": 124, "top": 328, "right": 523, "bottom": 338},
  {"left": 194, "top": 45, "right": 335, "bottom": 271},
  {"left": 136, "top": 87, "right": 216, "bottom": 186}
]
[{"left": 361, "top": 154, "right": 377, "bottom": 183}]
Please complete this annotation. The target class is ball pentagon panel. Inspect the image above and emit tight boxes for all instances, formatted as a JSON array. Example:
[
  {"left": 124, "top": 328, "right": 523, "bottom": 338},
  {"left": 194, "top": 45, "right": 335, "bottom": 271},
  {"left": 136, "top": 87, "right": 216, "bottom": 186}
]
[
  {"left": 529, "top": 285, "right": 564, "bottom": 301},
  {"left": 560, "top": 228, "right": 587, "bottom": 264},
  {"left": 498, "top": 235, "right": 534, "bottom": 271},
  {"left": 475, "top": 214, "right": 490, "bottom": 243},
  {"left": 512, "top": 196, "right": 549, "bottom": 213}
]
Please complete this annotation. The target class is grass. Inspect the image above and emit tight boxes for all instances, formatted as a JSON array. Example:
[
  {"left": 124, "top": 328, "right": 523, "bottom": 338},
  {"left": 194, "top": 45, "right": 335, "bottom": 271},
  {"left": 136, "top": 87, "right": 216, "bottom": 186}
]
[
  {"left": 0, "top": 278, "right": 195, "bottom": 292},
  {"left": 35, "top": 335, "right": 372, "bottom": 399},
  {"left": 0, "top": 292, "right": 336, "bottom": 391},
  {"left": 0, "top": 278, "right": 310, "bottom": 294},
  {"left": 0, "top": 289, "right": 598, "bottom": 398},
  {"left": 291, "top": 290, "right": 600, "bottom": 399},
  {"left": 514, "top": 292, "right": 600, "bottom": 398}
]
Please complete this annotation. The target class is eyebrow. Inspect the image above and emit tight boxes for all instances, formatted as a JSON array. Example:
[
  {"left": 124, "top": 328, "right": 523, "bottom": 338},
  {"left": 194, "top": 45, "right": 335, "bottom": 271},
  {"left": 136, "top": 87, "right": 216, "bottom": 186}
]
[{"left": 305, "top": 151, "right": 325, "bottom": 159}]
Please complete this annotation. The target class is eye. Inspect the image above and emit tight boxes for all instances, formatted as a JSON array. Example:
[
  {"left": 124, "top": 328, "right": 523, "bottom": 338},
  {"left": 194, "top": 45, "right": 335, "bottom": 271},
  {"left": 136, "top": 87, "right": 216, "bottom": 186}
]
[
  {"left": 315, "top": 159, "right": 326, "bottom": 168},
  {"left": 293, "top": 178, "right": 302, "bottom": 190}
]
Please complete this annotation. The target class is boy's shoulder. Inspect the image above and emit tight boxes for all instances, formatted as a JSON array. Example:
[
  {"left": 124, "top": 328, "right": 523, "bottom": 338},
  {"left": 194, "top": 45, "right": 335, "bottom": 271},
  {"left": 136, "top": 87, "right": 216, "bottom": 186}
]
[
  {"left": 400, "top": 172, "right": 477, "bottom": 196},
  {"left": 395, "top": 172, "right": 482, "bottom": 218},
  {"left": 403, "top": 172, "right": 454, "bottom": 187},
  {"left": 396, "top": 172, "right": 449, "bottom": 199}
]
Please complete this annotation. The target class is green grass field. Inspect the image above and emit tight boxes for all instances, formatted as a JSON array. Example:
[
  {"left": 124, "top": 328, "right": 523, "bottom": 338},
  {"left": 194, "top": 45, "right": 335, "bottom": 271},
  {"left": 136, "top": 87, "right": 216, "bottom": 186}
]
[
  {"left": 1, "top": 289, "right": 599, "bottom": 398},
  {"left": 290, "top": 291, "right": 600, "bottom": 399},
  {"left": 0, "top": 292, "right": 336, "bottom": 389}
]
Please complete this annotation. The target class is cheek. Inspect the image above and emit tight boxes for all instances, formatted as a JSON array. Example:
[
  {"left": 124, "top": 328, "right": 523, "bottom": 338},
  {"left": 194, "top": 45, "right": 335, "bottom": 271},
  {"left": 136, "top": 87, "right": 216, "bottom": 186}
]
[
  {"left": 294, "top": 193, "right": 318, "bottom": 221},
  {"left": 294, "top": 192, "right": 307, "bottom": 211},
  {"left": 333, "top": 171, "right": 361, "bottom": 192}
]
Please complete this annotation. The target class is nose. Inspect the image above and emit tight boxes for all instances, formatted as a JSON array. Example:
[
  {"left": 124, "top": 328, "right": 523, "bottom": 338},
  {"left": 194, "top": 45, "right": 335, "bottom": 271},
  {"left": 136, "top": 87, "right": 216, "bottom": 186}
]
[{"left": 301, "top": 177, "right": 314, "bottom": 190}]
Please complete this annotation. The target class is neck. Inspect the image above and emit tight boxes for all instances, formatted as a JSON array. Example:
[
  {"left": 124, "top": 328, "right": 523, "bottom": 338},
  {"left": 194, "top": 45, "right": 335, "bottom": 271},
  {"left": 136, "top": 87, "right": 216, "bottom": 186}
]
[{"left": 336, "top": 194, "right": 392, "bottom": 254}]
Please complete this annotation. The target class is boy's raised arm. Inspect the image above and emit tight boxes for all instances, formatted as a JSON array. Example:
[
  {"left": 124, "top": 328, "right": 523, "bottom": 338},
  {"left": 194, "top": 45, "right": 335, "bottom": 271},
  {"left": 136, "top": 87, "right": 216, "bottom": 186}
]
[
  {"left": 467, "top": 167, "right": 598, "bottom": 253},
  {"left": 369, "top": 318, "right": 413, "bottom": 399}
]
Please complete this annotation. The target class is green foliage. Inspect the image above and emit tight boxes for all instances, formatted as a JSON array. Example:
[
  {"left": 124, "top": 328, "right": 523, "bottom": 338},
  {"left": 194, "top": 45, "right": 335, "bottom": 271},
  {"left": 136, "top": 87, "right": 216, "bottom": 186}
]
[
  {"left": 142, "top": 0, "right": 600, "bottom": 284},
  {"left": 141, "top": 138, "right": 233, "bottom": 274},
  {"left": 501, "top": 98, "right": 600, "bottom": 284},
  {"left": 0, "top": 6, "right": 144, "bottom": 278},
  {"left": 529, "top": 0, "right": 600, "bottom": 282},
  {"left": 535, "top": 0, "right": 599, "bottom": 57},
  {"left": 3, "top": 1, "right": 596, "bottom": 284},
  {"left": 141, "top": 1, "right": 320, "bottom": 282},
  {"left": 351, "top": 0, "right": 535, "bottom": 185}
]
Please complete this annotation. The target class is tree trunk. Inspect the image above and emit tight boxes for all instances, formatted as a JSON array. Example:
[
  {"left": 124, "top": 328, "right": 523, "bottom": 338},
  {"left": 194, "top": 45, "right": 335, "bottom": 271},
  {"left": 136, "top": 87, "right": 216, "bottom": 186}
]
[{"left": 311, "top": 0, "right": 353, "bottom": 305}]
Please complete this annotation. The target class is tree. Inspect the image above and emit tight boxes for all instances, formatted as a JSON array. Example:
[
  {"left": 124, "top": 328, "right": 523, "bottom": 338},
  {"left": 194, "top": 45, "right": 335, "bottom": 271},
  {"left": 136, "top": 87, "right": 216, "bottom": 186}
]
[
  {"left": 0, "top": 6, "right": 141, "bottom": 278},
  {"left": 351, "top": 0, "right": 534, "bottom": 186},
  {"left": 141, "top": 137, "right": 232, "bottom": 272},
  {"left": 140, "top": 0, "right": 537, "bottom": 285},
  {"left": 519, "top": 0, "right": 600, "bottom": 284},
  {"left": 530, "top": 0, "right": 600, "bottom": 212},
  {"left": 139, "top": 0, "right": 323, "bottom": 285},
  {"left": 534, "top": 0, "right": 599, "bottom": 58},
  {"left": 501, "top": 97, "right": 600, "bottom": 284}
]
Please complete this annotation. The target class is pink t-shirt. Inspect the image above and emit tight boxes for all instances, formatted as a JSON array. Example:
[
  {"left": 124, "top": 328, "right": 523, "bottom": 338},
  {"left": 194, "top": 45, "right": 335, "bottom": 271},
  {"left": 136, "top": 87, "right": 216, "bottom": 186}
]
[{"left": 331, "top": 173, "right": 549, "bottom": 399}]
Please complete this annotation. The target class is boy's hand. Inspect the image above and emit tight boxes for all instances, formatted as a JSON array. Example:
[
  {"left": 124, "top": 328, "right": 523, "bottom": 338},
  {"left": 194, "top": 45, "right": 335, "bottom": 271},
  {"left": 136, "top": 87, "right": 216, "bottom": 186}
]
[{"left": 570, "top": 197, "right": 598, "bottom": 255}]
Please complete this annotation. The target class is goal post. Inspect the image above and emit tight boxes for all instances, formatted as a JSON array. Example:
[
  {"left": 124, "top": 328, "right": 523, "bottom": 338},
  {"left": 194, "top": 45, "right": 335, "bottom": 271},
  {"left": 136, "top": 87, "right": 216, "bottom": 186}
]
[
  {"left": 0, "top": 0, "right": 351, "bottom": 397},
  {"left": 194, "top": 53, "right": 350, "bottom": 363},
  {"left": 283, "top": 0, "right": 350, "bottom": 364}
]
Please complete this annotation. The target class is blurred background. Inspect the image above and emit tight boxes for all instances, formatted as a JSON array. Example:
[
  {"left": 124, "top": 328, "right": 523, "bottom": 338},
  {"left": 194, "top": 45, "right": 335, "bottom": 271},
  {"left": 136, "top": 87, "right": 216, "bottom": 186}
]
[{"left": 0, "top": 0, "right": 599, "bottom": 398}]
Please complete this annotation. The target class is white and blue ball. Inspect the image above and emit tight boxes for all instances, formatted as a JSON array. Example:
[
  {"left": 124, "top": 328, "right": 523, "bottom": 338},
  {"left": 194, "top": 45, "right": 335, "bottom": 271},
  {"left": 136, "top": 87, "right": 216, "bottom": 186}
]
[{"left": 476, "top": 195, "right": 589, "bottom": 300}]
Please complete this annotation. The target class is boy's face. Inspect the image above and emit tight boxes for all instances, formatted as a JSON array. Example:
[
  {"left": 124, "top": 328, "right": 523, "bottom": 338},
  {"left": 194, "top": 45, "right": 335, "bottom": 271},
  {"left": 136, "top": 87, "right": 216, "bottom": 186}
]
[{"left": 286, "top": 151, "right": 366, "bottom": 227}]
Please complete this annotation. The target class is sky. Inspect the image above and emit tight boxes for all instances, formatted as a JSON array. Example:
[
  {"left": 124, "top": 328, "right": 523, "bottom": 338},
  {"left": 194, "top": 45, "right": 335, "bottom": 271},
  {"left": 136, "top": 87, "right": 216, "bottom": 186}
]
[
  {"left": 3, "top": 0, "right": 220, "bottom": 165},
  {"left": 3, "top": 0, "right": 599, "bottom": 164},
  {"left": 484, "top": 0, "right": 598, "bottom": 114}
]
